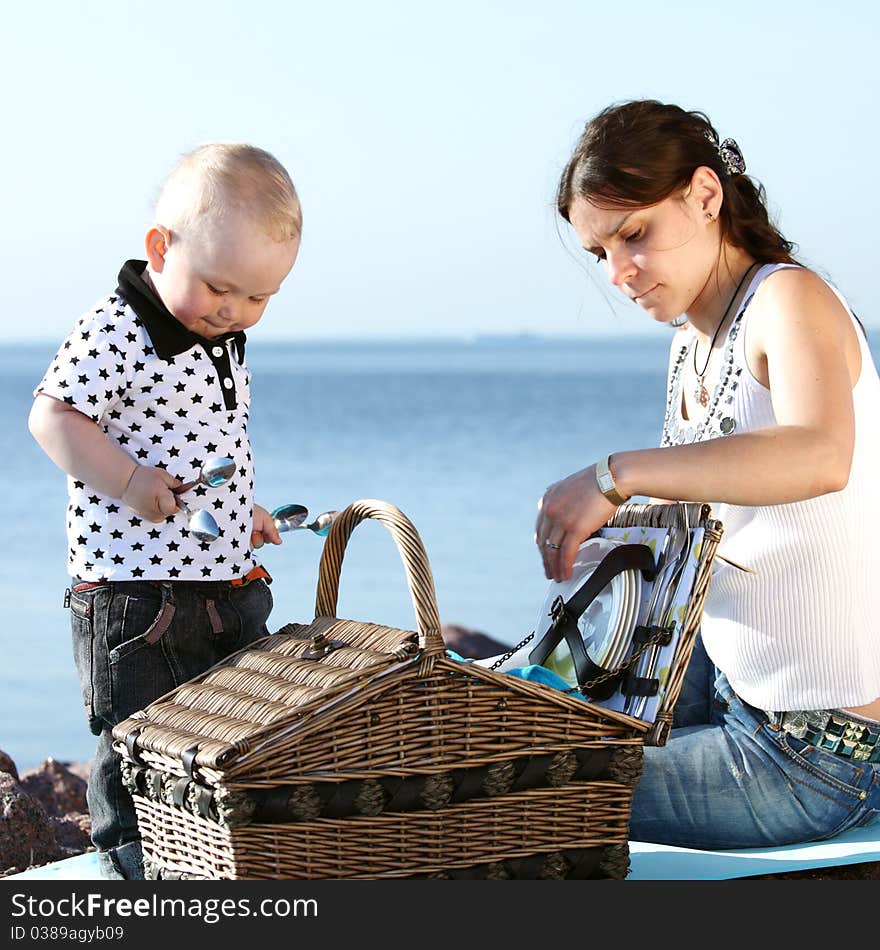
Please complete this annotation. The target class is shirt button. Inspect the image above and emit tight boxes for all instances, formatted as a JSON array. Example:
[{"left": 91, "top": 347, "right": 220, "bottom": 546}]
[
  {"left": 223, "top": 377, "right": 233, "bottom": 389},
  {"left": 212, "top": 346, "right": 224, "bottom": 357}
]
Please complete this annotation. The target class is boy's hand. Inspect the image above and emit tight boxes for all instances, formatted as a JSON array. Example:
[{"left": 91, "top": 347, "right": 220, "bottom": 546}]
[
  {"left": 251, "top": 504, "right": 282, "bottom": 550},
  {"left": 122, "top": 465, "right": 183, "bottom": 522}
]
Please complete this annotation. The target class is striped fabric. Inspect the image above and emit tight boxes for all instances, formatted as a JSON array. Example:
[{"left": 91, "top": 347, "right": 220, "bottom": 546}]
[{"left": 680, "top": 264, "right": 880, "bottom": 710}]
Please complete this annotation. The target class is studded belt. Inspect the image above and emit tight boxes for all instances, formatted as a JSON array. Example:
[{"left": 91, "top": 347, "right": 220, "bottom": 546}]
[{"left": 778, "top": 709, "right": 880, "bottom": 764}]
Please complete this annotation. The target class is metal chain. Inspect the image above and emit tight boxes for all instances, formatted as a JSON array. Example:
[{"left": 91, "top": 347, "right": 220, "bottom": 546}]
[
  {"left": 488, "top": 632, "right": 535, "bottom": 671},
  {"left": 487, "top": 624, "right": 672, "bottom": 699},
  {"left": 564, "top": 625, "right": 672, "bottom": 695}
]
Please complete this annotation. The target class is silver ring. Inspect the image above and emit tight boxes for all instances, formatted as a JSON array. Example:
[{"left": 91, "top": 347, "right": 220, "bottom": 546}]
[{"left": 544, "top": 540, "right": 561, "bottom": 550}]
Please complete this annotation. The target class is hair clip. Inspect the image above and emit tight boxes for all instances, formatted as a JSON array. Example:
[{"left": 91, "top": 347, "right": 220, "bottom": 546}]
[
  {"left": 704, "top": 130, "right": 746, "bottom": 176},
  {"left": 718, "top": 138, "right": 746, "bottom": 176}
]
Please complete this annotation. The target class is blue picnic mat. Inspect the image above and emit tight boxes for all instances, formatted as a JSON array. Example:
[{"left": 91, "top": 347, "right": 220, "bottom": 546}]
[{"left": 9, "top": 819, "right": 880, "bottom": 880}]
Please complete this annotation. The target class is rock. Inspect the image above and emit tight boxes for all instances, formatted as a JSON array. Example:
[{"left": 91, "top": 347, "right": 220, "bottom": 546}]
[
  {"left": 21, "top": 758, "right": 88, "bottom": 818},
  {"left": 51, "top": 814, "right": 92, "bottom": 857},
  {"left": 441, "top": 623, "right": 510, "bottom": 659},
  {"left": 0, "top": 750, "right": 19, "bottom": 782},
  {"left": 0, "top": 772, "right": 59, "bottom": 876}
]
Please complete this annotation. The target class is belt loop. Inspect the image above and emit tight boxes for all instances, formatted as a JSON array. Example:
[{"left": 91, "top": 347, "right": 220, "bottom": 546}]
[
  {"left": 205, "top": 598, "right": 224, "bottom": 635},
  {"left": 144, "top": 583, "right": 177, "bottom": 645}
]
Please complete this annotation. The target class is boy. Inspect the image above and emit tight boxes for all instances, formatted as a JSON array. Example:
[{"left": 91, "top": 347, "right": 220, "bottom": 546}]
[{"left": 28, "top": 143, "right": 302, "bottom": 879}]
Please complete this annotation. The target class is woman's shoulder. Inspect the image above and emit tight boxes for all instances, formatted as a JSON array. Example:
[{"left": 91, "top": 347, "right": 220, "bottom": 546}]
[
  {"left": 753, "top": 264, "right": 843, "bottom": 306},
  {"left": 750, "top": 264, "right": 853, "bottom": 331}
]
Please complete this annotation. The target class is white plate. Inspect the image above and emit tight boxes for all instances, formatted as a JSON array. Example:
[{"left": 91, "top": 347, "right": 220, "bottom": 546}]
[{"left": 605, "top": 568, "right": 642, "bottom": 671}]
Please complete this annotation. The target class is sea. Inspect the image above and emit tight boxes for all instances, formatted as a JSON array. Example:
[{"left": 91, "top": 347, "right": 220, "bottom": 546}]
[{"left": 2, "top": 332, "right": 878, "bottom": 771}]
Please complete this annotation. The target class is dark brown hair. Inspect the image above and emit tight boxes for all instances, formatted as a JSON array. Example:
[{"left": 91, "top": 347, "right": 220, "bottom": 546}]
[{"left": 557, "top": 100, "right": 798, "bottom": 265}]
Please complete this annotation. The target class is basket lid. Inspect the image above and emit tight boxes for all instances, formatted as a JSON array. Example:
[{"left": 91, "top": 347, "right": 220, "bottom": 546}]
[{"left": 112, "top": 615, "right": 421, "bottom": 774}]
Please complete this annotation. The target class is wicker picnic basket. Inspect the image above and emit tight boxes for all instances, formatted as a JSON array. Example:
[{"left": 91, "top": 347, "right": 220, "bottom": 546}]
[{"left": 112, "top": 498, "right": 722, "bottom": 880}]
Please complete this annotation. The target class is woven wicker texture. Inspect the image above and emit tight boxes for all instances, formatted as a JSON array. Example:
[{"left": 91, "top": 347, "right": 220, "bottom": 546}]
[{"left": 113, "top": 498, "right": 721, "bottom": 879}]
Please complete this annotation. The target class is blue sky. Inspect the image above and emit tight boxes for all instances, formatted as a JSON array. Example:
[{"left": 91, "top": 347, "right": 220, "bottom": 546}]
[{"left": 2, "top": 0, "right": 876, "bottom": 342}]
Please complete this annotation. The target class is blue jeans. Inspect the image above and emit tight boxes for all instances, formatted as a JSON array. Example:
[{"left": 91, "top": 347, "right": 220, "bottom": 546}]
[
  {"left": 69, "top": 576, "right": 274, "bottom": 877},
  {"left": 629, "top": 634, "right": 880, "bottom": 849}
]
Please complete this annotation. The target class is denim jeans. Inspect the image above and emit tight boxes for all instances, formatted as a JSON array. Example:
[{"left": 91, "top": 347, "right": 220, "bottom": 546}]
[
  {"left": 629, "top": 634, "right": 880, "bottom": 849},
  {"left": 69, "top": 576, "right": 274, "bottom": 878}
]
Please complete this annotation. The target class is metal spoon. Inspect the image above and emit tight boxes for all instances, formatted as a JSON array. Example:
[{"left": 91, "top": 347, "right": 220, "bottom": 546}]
[
  {"left": 271, "top": 504, "right": 309, "bottom": 533},
  {"left": 175, "top": 496, "right": 221, "bottom": 542},
  {"left": 271, "top": 505, "right": 339, "bottom": 536},
  {"left": 173, "top": 456, "right": 236, "bottom": 495},
  {"left": 305, "top": 510, "right": 339, "bottom": 537}
]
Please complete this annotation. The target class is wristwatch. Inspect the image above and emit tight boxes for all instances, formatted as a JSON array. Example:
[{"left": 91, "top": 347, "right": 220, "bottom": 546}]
[{"left": 595, "top": 455, "right": 628, "bottom": 506}]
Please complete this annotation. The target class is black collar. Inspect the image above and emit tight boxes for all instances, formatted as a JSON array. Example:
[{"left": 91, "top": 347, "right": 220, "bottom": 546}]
[{"left": 116, "top": 260, "right": 246, "bottom": 363}]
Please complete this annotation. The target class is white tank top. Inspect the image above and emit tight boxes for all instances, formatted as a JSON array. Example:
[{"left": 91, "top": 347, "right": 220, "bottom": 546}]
[{"left": 661, "top": 263, "right": 880, "bottom": 711}]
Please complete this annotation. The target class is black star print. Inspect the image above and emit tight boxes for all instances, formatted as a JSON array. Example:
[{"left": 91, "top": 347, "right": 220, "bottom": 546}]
[
  {"left": 107, "top": 504, "right": 120, "bottom": 513},
  {"left": 129, "top": 517, "right": 141, "bottom": 527},
  {"left": 132, "top": 542, "right": 144, "bottom": 551},
  {"left": 205, "top": 442, "right": 218, "bottom": 453},
  {"left": 168, "top": 567, "right": 180, "bottom": 577},
  {"left": 111, "top": 529, "right": 124, "bottom": 540},
  {"left": 74, "top": 506, "right": 85, "bottom": 517},
  {"left": 93, "top": 549, "right": 105, "bottom": 559},
  {"left": 149, "top": 555, "right": 162, "bottom": 565},
  {"left": 132, "top": 567, "right": 144, "bottom": 577},
  {"left": 148, "top": 529, "right": 161, "bottom": 540},
  {"left": 112, "top": 555, "right": 125, "bottom": 565},
  {"left": 89, "top": 522, "right": 100, "bottom": 533},
  {"left": 201, "top": 566, "right": 212, "bottom": 577}
]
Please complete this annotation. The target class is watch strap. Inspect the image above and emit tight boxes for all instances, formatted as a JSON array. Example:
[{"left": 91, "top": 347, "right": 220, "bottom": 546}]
[{"left": 596, "top": 455, "right": 628, "bottom": 506}]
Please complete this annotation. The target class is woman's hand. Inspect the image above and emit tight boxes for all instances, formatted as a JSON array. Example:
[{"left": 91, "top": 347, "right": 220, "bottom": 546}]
[
  {"left": 535, "top": 464, "right": 617, "bottom": 583},
  {"left": 251, "top": 503, "right": 282, "bottom": 550}
]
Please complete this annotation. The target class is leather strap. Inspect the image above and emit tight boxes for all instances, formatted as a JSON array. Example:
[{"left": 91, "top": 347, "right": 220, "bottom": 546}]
[{"left": 528, "top": 542, "right": 655, "bottom": 698}]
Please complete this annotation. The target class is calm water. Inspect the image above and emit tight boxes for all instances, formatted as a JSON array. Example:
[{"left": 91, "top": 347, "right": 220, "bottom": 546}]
[{"left": 2, "top": 332, "right": 877, "bottom": 769}]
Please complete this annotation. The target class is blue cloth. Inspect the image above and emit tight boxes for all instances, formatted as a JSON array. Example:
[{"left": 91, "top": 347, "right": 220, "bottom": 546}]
[{"left": 446, "top": 650, "right": 586, "bottom": 697}]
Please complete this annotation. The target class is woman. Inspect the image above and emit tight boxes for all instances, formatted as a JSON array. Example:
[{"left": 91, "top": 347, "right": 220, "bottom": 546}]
[{"left": 536, "top": 100, "right": 880, "bottom": 848}]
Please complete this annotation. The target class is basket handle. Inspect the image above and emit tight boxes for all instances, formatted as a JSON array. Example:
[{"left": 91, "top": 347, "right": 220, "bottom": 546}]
[{"left": 314, "top": 499, "right": 445, "bottom": 656}]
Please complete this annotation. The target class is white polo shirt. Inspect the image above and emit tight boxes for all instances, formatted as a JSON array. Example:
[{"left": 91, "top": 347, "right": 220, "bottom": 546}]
[{"left": 35, "top": 260, "right": 260, "bottom": 582}]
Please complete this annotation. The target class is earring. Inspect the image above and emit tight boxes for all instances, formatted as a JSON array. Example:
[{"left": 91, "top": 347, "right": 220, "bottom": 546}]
[{"left": 705, "top": 211, "right": 714, "bottom": 221}]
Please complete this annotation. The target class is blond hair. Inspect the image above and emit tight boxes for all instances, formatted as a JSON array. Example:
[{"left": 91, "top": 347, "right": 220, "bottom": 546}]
[{"left": 154, "top": 142, "right": 302, "bottom": 242}]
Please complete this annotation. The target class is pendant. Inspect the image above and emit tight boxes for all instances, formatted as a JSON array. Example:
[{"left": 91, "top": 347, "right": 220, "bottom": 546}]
[{"left": 694, "top": 380, "right": 709, "bottom": 407}]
